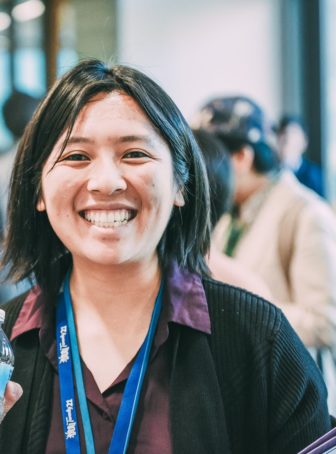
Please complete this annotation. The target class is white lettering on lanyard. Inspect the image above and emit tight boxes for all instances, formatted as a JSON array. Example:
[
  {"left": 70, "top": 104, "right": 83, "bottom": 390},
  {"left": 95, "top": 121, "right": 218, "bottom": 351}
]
[
  {"left": 65, "top": 398, "right": 77, "bottom": 439},
  {"left": 59, "top": 325, "right": 70, "bottom": 364}
]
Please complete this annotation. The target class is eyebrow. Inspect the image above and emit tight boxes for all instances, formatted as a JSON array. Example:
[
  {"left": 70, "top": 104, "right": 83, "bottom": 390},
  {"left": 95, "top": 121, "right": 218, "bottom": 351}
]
[
  {"left": 65, "top": 136, "right": 93, "bottom": 145},
  {"left": 118, "top": 134, "right": 155, "bottom": 145}
]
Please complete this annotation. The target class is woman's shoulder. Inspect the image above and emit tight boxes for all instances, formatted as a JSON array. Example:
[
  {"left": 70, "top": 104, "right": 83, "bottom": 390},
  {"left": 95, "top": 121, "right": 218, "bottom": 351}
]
[
  {"left": 1, "top": 290, "right": 33, "bottom": 334},
  {"left": 202, "top": 274, "right": 278, "bottom": 312},
  {"left": 202, "top": 276, "right": 283, "bottom": 340}
]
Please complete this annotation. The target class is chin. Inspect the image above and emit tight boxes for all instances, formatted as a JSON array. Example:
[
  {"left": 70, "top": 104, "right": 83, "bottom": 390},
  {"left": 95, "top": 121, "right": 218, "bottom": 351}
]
[{"left": 91, "top": 255, "right": 128, "bottom": 266}]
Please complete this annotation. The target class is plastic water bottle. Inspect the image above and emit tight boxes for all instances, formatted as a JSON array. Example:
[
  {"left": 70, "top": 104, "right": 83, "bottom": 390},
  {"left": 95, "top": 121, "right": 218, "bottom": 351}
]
[{"left": 0, "top": 309, "right": 14, "bottom": 417}]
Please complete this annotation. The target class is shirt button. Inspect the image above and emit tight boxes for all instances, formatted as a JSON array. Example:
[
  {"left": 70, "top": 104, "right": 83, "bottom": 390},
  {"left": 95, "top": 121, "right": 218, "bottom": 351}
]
[{"left": 101, "top": 412, "right": 111, "bottom": 421}]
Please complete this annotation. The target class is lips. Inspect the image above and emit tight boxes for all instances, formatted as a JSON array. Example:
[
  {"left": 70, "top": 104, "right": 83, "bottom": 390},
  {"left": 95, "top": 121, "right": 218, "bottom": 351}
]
[{"left": 81, "top": 209, "right": 136, "bottom": 228}]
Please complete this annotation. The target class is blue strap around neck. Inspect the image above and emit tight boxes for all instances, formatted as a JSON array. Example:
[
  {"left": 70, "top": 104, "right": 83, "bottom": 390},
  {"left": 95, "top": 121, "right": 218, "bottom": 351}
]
[{"left": 56, "top": 272, "right": 164, "bottom": 454}]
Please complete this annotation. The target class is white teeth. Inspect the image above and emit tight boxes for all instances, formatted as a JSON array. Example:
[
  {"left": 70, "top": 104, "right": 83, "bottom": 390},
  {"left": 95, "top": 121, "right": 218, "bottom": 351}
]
[{"left": 83, "top": 209, "right": 132, "bottom": 228}]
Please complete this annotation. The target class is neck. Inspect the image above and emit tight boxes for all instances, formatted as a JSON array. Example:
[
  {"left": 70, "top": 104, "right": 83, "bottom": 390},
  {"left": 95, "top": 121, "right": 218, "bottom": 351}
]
[
  {"left": 66, "top": 256, "right": 162, "bottom": 391},
  {"left": 236, "top": 172, "right": 270, "bottom": 204},
  {"left": 69, "top": 256, "right": 161, "bottom": 316}
]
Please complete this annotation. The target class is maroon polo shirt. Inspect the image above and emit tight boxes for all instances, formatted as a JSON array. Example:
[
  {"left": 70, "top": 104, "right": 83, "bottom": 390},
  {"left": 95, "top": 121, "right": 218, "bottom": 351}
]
[{"left": 11, "top": 263, "right": 211, "bottom": 453}]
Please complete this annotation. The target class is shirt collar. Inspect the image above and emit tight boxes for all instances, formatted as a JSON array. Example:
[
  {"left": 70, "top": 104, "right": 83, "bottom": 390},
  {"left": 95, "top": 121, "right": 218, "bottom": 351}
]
[
  {"left": 10, "top": 262, "right": 211, "bottom": 343},
  {"left": 165, "top": 261, "right": 211, "bottom": 334},
  {"left": 10, "top": 286, "right": 44, "bottom": 341}
]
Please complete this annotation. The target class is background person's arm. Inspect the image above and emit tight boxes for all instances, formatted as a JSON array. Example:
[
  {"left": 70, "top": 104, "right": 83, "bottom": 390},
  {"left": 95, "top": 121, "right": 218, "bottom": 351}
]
[{"left": 277, "top": 202, "right": 336, "bottom": 348}]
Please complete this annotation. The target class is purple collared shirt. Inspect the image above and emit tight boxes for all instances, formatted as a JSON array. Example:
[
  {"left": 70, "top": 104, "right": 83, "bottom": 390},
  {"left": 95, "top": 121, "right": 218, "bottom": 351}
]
[{"left": 11, "top": 263, "right": 211, "bottom": 453}]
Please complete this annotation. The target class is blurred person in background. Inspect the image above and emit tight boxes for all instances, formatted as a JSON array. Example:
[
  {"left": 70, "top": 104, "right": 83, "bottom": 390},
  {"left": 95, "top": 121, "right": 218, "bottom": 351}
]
[
  {"left": 276, "top": 114, "right": 325, "bottom": 198},
  {"left": 196, "top": 95, "right": 336, "bottom": 413},
  {"left": 0, "top": 90, "right": 41, "bottom": 226},
  {"left": 192, "top": 127, "right": 272, "bottom": 300},
  {"left": 0, "top": 90, "right": 41, "bottom": 302}
]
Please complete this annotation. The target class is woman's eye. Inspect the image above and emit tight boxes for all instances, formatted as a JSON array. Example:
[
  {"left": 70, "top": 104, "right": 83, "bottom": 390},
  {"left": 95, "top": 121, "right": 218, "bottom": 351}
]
[
  {"left": 124, "top": 150, "right": 149, "bottom": 159},
  {"left": 62, "top": 153, "right": 89, "bottom": 161}
]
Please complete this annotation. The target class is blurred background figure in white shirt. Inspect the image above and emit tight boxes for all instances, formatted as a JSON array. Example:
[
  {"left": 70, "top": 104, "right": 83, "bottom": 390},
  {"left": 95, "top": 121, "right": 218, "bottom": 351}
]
[{"left": 275, "top": 114, "right": 325, "bottom": 198}]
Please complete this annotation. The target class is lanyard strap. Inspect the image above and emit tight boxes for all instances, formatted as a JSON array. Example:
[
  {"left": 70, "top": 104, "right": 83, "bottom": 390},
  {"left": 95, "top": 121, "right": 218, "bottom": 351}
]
[
  {"left": 56, "top": 291, "right": 83, "bottom": 454},
  {"left": 56, "top": 272, "right": 163, "bottom": 454}
]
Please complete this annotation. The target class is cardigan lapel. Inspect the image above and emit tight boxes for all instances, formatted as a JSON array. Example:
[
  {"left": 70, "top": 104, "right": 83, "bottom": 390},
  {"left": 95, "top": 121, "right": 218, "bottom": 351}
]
[{"left": 169, "top": 324, "right": 231, "bottom": 453}]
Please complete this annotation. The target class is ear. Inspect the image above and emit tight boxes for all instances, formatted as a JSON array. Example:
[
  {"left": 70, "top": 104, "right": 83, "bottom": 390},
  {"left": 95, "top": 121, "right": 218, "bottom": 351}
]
[
  {"left": 174, "top": 189, "right": 185, "bottom": 207},
  {"left": 231, "top": 145, "right": 254, "bottom": 174},
  {"left": 36, "top": 195, "right": 46, "bottom": 212}
]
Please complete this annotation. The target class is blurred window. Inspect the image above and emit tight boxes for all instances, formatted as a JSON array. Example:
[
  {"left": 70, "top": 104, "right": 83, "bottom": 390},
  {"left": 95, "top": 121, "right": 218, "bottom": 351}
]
[
  {"left": 0, "top": 0, "right": 45, "bottom": 153},
  {"left": 0, "top": 48, "right": 11, "bottom": 150}
]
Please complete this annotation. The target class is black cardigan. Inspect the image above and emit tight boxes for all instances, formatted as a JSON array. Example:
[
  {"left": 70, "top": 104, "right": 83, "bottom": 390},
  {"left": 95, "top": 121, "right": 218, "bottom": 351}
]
[{"left": 0, "top": 278, "right": 331, "bottom": 453}]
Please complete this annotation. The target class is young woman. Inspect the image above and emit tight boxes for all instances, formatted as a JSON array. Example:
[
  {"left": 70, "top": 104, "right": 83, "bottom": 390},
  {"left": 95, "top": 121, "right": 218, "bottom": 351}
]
[{"left": 0, "top": 60, "right": 332, "bottom": 454}]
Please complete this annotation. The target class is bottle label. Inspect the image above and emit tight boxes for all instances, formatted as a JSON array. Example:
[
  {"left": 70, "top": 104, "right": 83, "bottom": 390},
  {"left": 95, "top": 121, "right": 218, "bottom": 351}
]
[{"left": 0, "top": 363, "right": 14, "bottom": 399}]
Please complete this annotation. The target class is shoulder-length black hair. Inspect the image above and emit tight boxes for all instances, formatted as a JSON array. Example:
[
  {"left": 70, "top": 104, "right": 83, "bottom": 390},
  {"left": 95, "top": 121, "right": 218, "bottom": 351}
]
[
  {"left": 2, "top": 59, "right": 211, "bottom": 298},
  {"left": 193, "top": 128, "right": 234, "bottom": 228}
]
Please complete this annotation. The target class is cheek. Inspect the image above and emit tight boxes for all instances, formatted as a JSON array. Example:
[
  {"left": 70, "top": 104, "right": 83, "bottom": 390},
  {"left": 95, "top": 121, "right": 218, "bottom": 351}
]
[
  {"left": 145, "top": 178, "right": 162, "bottom": 208},
  {"left": 136, "top": 174, "right": 174, "bottom": 225},
  {"left": 146, "top": 173, "right": 175, "bottom": 207},
  {"left": 41, "top": 175, "right": 77, "bottom": 216}
]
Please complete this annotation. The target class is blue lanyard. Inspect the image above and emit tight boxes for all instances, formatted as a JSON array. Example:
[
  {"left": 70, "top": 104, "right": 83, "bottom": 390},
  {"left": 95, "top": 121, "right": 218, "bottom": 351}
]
[{"left": 56, "top": 272, "right": 163, "bottom": 454}]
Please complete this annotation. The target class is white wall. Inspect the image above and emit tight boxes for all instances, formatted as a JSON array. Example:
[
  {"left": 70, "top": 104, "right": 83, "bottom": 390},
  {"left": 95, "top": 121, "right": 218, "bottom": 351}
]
[{"left": 117, "top": 0, "right": 283, "bottom": 123}]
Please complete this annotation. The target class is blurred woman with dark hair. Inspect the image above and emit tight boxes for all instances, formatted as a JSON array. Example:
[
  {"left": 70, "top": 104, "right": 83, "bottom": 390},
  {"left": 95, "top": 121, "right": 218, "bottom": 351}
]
[
  {"left": 0, "top": 90, "right": 41, "bottom": 302},
  {"left": 193, "top": 128, "right": 272, "bottom": 299}
]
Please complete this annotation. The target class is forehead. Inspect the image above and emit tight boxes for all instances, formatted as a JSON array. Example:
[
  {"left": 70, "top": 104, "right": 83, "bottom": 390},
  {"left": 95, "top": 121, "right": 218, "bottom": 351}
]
[
  {"left": 51, "top": 91, "right": 170, "bottom": 154},
  {"left": 72, "top": 91, "right": 155, "bottom": 132}
]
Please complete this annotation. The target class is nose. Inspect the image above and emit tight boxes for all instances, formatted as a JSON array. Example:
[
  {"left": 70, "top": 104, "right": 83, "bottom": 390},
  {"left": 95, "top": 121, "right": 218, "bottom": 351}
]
[{"left": 87, "top": 159, "right": 127, "bottom": 195}]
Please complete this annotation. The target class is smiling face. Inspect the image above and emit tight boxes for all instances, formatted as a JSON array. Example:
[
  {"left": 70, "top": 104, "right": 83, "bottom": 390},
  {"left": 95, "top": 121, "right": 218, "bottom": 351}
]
[
  {"left": 36, "top": 91, "right": 185, "bottom": 272},
  {"left": 277, "top": 123, "right": 307, "bottom": 169}
]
